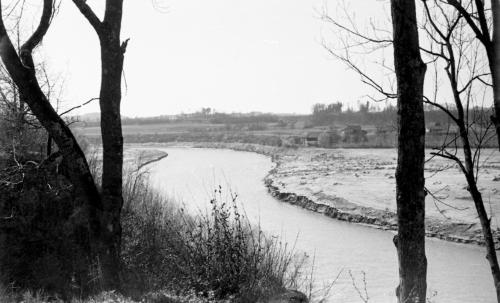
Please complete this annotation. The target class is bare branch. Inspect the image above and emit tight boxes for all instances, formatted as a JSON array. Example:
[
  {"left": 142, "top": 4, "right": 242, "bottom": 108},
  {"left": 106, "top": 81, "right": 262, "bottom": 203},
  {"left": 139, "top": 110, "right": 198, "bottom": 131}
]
[
  {"left": 423, "top": 96, "right": 460, "bottom": 124},
  {"left": 21, "top": 0, "right": 54, "bottom": 54},
  {"left": 445, "top": 0, "right": 491, "bottom": 46},
  {"left": 457, "top": 72, "right": 492, "bottom": 94},
  {"left": 430, "top": 150, "right": 468, "bottom": 174},
  {"left": 59, "top": 97, "right": 99, "bottom": 117},
  {"left": 71, "top": 0, "right": 102, "bottom": 33}
]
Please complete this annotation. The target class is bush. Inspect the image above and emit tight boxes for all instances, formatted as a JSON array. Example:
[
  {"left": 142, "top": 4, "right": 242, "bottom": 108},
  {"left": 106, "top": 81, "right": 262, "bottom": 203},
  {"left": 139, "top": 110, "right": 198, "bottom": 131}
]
[{"left": 0, "top": 162, "right": 94, "bottom": 299}]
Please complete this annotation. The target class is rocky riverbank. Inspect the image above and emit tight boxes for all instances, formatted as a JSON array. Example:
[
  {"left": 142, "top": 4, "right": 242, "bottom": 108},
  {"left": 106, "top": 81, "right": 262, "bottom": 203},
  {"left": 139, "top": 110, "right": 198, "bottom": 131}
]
[
  {"left": 265, "top": 178, "right": 488, "bottom": 246},
  {"left": 131, "top": 142, "right": 500, "bottom": 247}
]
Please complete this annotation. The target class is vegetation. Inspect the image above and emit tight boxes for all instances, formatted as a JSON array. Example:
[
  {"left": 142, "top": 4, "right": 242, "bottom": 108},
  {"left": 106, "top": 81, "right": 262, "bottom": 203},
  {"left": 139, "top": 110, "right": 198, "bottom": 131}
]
[{"left": 0, "top": 150, "right": 306, "bottom": 302}]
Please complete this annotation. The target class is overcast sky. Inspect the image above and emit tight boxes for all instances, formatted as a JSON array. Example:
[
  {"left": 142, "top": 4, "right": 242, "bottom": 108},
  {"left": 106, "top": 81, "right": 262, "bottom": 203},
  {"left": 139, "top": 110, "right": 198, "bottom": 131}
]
[{"left": 35, "top": 0, "right": 390, "bottom": 117}]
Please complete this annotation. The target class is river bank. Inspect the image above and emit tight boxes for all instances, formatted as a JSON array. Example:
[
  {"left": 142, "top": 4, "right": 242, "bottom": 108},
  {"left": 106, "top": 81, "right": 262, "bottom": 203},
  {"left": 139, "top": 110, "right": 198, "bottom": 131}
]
[{"left": 128, "top": 142, "right": 500, "bottom": 247}]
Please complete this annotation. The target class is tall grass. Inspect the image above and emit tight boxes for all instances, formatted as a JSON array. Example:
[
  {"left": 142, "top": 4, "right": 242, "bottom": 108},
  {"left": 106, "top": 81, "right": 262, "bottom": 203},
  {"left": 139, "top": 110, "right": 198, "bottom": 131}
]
[{"left": 120, "top": 164, "right": 306, "bottom": 301}]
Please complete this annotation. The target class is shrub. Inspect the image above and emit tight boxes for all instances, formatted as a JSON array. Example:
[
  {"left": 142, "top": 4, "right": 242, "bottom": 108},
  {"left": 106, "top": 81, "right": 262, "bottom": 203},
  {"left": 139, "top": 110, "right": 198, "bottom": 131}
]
[
  {"left": 121, "top": 169, "right": 305, "bottom": 302},
  {"left": 0, "top": 162, "right": 93, "bottom": 299}
]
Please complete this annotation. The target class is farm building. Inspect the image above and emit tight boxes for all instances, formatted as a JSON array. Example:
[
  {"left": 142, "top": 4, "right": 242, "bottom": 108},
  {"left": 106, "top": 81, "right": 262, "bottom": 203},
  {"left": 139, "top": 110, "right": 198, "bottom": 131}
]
[
  {"left": 304, "top": 131, "right": 322, "bottom": 147},
  {"left": 341, "top": 125, "right": 368, "bottom": 143},
  {"left": 318, "top": 128, "right": 341, "bottom": 148}
]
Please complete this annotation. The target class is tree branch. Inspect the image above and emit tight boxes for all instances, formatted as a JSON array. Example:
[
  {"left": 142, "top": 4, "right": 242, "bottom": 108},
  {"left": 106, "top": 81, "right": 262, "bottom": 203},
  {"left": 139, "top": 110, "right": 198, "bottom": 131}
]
[
  {"left": 446, "top": 0, "right": 490, "bottom": 46},
  {"left": 71, "top": 0, "right": 102, "bottom": 34},
  {"left": 21, "top": 0, "right": 54, "bottom": 54},
  {"left": 59, "top": 97, "right": 99, "bottom": 116}
]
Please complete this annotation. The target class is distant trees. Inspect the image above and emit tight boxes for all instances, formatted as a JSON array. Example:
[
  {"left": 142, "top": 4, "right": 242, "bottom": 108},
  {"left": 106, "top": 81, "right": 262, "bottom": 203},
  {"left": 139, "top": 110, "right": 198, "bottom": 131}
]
[
  {"left": 312, "top": 102, "right": 343, "bottom": 115},
  {"left": 311, "top": 102, "right": 343, "bottom": 125},
  {"left": 310, "top": 101, "right": 399, "bottom": 127},
  {"left": 359, "top": 101, "right": 370, "bottom": 114},
  {"left": 200, "top": 107, "right": 213, "bottom": 116}
]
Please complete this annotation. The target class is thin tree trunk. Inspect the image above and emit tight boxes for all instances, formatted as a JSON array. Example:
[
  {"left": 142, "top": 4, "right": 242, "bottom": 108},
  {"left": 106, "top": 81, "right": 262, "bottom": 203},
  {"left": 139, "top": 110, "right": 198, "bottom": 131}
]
[
  {"left": 467, "top": 176, "right": 500, "bottom": 301},
  {"left": 459, "top": 123, "right": 500, "bottom": 301},
  {"left": 492, "top": 0, "right": 500, "bottom": 150},
  {"left": 391, "top": 0, "right": 427, "bottom": 302}
]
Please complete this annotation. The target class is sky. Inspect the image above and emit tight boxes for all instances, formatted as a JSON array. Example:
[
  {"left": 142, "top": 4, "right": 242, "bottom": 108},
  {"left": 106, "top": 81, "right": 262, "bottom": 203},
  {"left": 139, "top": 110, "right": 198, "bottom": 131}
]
[{"left": 31, "top": 0, "right": 391, "bottom": 117}]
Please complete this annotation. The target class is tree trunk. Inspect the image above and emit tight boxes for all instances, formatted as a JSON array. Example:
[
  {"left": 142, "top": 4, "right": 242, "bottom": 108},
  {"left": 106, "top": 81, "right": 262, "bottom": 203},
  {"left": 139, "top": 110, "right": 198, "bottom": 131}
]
[
  {"left": 71, "top": 0, "right": 126, "bottom": 290},
  {"left": 391, "top": 0, "right": 427, "bottom": 302},
  {"left": 97, "top": 35, "right": 125, "bottom": 291},
  {"left": 467, "top": 175, "right": 500, "bottom": 301},
  {"left": 459, "top": 123, "right": 500, "bottom": 301},
  {"left": 492, "top": 0, "right": 500, "bottom": 150}
]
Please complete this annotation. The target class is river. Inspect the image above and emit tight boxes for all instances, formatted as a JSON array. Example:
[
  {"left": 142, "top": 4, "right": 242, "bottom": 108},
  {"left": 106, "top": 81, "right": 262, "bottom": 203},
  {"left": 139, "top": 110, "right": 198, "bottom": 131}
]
[{"left": 146, "top": 146, "right": 495, "bottom": 303}]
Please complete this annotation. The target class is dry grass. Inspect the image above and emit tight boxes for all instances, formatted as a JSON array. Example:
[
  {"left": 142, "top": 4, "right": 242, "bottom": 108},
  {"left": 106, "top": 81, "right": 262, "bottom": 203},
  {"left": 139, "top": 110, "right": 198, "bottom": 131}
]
[{"left": 120, "top": 164, "right": 307, "bottom": 302}]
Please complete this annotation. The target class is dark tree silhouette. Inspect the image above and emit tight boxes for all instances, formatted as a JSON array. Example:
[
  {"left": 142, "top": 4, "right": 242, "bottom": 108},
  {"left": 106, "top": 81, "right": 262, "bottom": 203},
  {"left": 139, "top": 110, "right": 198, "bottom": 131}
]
[
  {"left": 0, "top": 0, "right": 103, "bottom": 290},
  {"left": 72, "top": 0, "right": 128, "bottom": 290},
  {"left": 391, "top": 1, "right": 427, "bottom": 302}
]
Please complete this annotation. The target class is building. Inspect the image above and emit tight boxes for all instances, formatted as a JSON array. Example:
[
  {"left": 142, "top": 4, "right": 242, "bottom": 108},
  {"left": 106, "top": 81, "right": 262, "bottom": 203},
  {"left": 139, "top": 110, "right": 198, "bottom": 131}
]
[{"left": 341, "top": 125, "right": 368, "bottom": 143}]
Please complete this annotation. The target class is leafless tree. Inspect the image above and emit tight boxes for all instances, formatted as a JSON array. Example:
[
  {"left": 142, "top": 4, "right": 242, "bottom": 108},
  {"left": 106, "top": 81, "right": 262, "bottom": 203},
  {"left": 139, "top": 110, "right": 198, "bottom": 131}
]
[
  {"left": 71, "top": 0, "right": 128, "bottom": 290},
  {"left": 420, "top": 1, "right": 500, "bottom": 300},
  {"left": 0, "top": 0, "right": 103, "bottom": 290},
  {"left": 429, "top": 1, "right": 499, "bottom": 149},
  {"left": 321, "top": 2, "right": 427, "bottom": 302}
]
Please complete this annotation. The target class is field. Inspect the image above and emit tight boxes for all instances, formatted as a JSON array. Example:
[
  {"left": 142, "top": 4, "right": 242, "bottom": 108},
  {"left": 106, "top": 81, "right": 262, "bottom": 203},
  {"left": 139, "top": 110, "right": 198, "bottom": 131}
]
[
  {"left": 77, "top": 120, "right": 396, "bottom": 148},
  {"left": 76, "top": 114, "right": 498, "bottom": 149}
]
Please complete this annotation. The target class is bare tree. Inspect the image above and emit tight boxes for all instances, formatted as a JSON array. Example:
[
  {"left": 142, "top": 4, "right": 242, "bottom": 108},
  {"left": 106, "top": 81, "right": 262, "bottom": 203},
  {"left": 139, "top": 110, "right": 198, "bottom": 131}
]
[
  {"left": 420, "top": 1, "right": 500, "bottom": 300},
  {"left": 320, "top": 2, "right": 427, "bottom": 301},
  {"left": 441, "top": 0, "right": 500, "bottom": 149},
  {"left": 71, "top": 0, "right": 127, "bottom": 290},
  {"left": 0, "top": 0, "right": 103, "bottom": 290}
]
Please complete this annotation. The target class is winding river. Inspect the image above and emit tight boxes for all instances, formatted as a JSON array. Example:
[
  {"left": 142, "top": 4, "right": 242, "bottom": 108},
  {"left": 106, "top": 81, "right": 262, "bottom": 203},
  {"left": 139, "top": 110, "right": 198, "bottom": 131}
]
[{"left": 147, "top": 146, "right": 495, "bottom": 303}]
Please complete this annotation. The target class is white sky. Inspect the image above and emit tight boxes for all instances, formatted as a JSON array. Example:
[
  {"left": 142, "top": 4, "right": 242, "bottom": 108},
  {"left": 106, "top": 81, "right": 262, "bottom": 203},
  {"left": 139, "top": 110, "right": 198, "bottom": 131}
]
[{"left": 33, "top": 1, "right": 390, "bottom": 117}]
